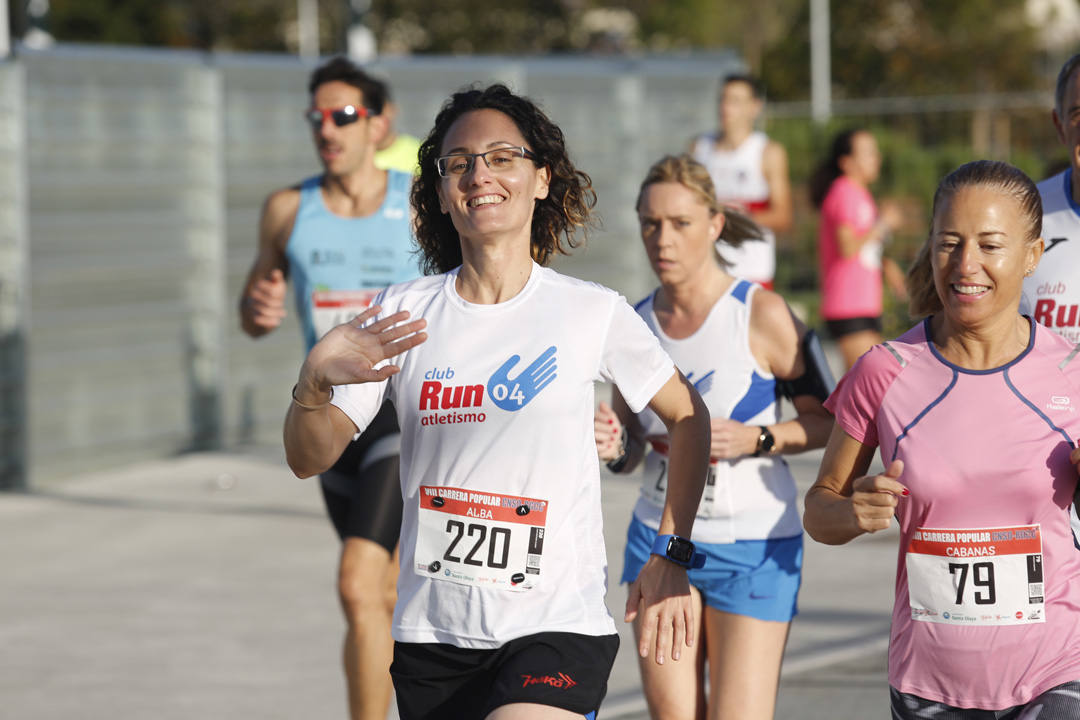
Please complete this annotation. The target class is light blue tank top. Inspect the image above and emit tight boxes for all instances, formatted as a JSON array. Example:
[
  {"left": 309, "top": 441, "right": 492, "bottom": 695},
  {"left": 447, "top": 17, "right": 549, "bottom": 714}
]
[{"left": 285, "top": 170, "right": 419, "bottom": 350}]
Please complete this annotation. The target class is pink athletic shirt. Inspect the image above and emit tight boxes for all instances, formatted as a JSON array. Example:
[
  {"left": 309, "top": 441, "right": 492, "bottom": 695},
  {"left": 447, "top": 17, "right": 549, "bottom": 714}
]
[
  {"left": 818, "top": 175, "right": 883, "bottom": 320},
  {"left": 825, "top": 318, "right": 1080, "bottom": 709}
]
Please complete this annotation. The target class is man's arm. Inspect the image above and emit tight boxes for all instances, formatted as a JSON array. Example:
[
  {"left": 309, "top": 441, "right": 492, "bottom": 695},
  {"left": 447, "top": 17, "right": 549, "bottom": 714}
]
[{"left": 239, "top": 188, "right": 300, "bottom": 338}]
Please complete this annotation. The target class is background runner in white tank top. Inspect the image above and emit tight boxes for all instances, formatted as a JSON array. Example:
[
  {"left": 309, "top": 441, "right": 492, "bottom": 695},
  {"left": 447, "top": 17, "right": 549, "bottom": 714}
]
[
  {"left": 691, "top": 132, "right": 777, "bottom": 285},
  {"left": 1022, "top": 169, "right": 1080, "bottom": 344},
  {"left": 330, "top": 264, "right": 675, "bottom": 648},
  {"left": 689, "top": 75, "right": 793, "bottom": 289},
  {"left": 631, "top": 279, "right": 801, "bottom": 544}
]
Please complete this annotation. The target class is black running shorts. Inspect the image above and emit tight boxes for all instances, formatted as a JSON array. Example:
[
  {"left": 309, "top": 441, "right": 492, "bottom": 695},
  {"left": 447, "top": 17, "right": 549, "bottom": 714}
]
[
  {"left": 390, "top": 631, "right": 620, "bottom": 720},
  {"left": 824, "top": 315, "right": 883, "bottom": 340},
  {"left": 319, "top": 400, "right": 403, "bottom": 552}
]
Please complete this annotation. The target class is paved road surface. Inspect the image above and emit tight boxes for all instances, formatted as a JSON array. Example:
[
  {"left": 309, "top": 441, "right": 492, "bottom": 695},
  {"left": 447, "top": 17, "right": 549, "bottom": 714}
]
[{"left": 2, "top": 446, "right": 896, "bottom": 719}]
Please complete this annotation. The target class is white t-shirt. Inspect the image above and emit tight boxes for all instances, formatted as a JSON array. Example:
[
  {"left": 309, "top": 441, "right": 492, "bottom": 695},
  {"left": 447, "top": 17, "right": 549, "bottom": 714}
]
[
  {"left": 1021, "top": 169, "right": 1080, "bottom": 344},
  {"left": 631, "top": 280, "right": 801, "bottom": 543},
  {"left": 331, "top": 263, "right": 675, "bottom": 648}
]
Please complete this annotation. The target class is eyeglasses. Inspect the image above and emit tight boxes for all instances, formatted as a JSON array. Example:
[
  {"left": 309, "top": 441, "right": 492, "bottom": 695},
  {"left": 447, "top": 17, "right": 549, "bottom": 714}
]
[
  {"left": 435, "top": 147, "right": 536, "bottom": 177},
  {"left": 305, "top": 105, "right": 369, "bottom": 129}
]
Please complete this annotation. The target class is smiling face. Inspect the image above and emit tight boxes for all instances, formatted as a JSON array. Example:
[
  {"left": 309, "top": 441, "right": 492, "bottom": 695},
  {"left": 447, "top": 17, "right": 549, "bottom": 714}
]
[
  {"left": 638, "top": 181, "right": 725, "bottom": 286},
  {"left": 309, "top": 80, "right": 385, "bottom": 176},
  {"left": 931, "top": 185, "right": 1043, "bottom": 330},
  {"left": 436, "top": 109, "right": 550, "bottom": 250}
]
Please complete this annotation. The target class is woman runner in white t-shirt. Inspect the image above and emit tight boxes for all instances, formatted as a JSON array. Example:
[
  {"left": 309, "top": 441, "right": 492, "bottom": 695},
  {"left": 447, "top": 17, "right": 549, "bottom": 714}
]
[
  {"left": 596, "top": 155, "right": 833, "bottom": 720},
  {"left": 283, "top": 85, "right": 712, "bottom": 720}
]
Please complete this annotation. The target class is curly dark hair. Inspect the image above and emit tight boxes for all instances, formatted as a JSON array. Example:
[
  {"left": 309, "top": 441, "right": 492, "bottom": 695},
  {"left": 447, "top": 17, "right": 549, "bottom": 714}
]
[{"left": 411, "top": 84, "right": 596, "bottom": 275}]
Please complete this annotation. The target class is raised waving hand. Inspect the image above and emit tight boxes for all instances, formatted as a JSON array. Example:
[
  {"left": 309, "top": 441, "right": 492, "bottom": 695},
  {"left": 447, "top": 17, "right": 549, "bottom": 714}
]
[{"left": 300, "top": 305, "right": 428, "bottom": 391}]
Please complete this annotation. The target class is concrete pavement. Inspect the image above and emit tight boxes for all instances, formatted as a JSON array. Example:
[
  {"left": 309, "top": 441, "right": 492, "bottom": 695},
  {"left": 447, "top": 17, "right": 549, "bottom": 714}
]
[{"left": 2, "top": 447, "right": 896, "bottom": 719}]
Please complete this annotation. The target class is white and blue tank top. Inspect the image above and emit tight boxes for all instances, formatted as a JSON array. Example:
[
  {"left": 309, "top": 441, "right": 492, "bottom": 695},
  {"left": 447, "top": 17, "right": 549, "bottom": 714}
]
[{"left": 632, "top": 279, "right": 802, "bottom": 543}]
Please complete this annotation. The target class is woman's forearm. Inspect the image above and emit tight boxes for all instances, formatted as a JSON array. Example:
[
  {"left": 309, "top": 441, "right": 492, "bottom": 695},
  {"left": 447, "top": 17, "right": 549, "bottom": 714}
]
[
  {"left": 836, "top": 220, "right": 888, "bottom": 259},
  {"left": 803, "top": 486, "right": 863, "bottom": 545},
  {"left": 283, "top": 376, "right": 355, "bottom": 478},
  {"left": 656, "top": 391, "right": 711, "bottom": 537}
]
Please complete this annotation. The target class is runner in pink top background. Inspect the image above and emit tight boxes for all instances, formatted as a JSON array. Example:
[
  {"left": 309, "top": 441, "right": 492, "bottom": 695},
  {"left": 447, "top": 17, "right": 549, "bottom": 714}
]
[
  {"left": 819, "top": 175, "right": 880, "bottom": 320},
  {"left": 810, "top": 128, "right": 906, "bottom": 370},
  {"left": 805, "top": 161, "right": 1080, "bottom": 717}
]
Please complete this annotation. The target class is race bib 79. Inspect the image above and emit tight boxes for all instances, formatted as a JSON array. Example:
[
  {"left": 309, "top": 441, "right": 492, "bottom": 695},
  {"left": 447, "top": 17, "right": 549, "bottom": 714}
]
[{"left": 906, "top": 524, "right": 1045, "bottom": 626}]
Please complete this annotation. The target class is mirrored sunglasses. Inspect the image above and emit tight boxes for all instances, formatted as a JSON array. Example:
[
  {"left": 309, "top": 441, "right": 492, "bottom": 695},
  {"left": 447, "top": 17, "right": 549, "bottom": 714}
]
[{"left": 305, "top": 105, "right": 369, "bottom": 129}]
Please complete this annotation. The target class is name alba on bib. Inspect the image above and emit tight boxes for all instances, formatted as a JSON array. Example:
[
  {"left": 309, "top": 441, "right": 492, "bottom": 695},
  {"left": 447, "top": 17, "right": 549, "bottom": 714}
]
[
  {"left": 415, "top": 485, "right": 549, "bottom": 592},
  {"left": 906, "top": 524, "right": 1045, "bottom": 626}
]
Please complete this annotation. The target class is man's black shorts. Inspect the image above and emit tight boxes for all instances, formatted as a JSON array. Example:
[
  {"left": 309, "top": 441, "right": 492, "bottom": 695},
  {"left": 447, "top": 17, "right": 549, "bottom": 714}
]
[
  {"left": 319, "top": 399, "right": 402, "bottom": 552},
  {"left": 390, "top": 631, "right": 620, "bottom": 720}
]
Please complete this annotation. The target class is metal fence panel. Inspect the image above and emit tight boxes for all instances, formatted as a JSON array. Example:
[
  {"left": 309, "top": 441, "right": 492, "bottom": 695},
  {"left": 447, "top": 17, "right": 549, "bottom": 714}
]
[
  {"left": 25, "top": 47, "right": 224, "bottom": 482},
  {"left": 0, "top": 62, "right": 26, "bottom": 489},
  {"left": 219, "top": 57, "right": 313, "bottom": 450}
]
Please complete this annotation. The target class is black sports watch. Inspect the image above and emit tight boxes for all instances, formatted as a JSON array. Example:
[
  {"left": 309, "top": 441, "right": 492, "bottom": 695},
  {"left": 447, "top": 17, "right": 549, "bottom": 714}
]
[
  {"left": 650, "top": 534, "right": 706, "bottom": 569},
  {"left": 753, "top": 426, "right": 775, "bottom": 457}
]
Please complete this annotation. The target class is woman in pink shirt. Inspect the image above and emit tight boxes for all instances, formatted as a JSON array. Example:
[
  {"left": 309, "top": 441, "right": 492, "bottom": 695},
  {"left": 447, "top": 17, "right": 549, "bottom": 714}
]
[
  {"left": 810, "top": 128, "right": 905, "bottom": 370},
  {"left": 804, "top": 160, "right": 1080, "bottom": 717}
]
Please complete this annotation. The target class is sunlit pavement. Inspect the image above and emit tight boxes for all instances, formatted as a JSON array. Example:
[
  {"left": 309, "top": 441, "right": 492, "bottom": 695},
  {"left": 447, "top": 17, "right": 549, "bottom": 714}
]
[{"left": 1, "top": 444, "right": 897, "bottom": 719}]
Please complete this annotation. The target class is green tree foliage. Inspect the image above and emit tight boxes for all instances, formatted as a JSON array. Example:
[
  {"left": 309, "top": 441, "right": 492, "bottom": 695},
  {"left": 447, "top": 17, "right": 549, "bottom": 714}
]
[
  {"left": 368, "top": 0, "right": 577, "bottom": 54},
  {"left": 629, "top": 0, "right": 803, "bottom": 70},
  {"left": 761, "top": 0, "right": 1042, "bottom": 100},
  {"left": 45, "top": 0, "right": 190, "bottom": 46},
  {"left": 35, "top": 0, "right": 1048, "bottom": 104},
  {"left": 39, "top": 0, "right": 344, "bottom": 53}
]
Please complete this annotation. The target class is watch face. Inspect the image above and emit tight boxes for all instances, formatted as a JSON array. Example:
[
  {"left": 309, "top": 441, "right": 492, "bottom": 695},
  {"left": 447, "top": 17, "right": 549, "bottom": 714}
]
[
  {"left": 759, "top": 427, "right": 775, "bottom": 453},
  {"left": 667, "top": 536, "right": 694, "bottom": 563}
]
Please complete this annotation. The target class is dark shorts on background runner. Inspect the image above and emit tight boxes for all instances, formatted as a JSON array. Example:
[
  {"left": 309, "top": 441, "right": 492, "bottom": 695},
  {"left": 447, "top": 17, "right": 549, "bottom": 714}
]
[
  {"left": 825, "top": 315, "right": 882, "bottom": 340},
  {"left": 319, "top": 400, "right": 403, "bottom": 552},
  {"left": 390, "top": 631, "right": 620, "bottom": 720},
  {"left": 890, "top": 681, "right": 1080, "bottom": 719}
]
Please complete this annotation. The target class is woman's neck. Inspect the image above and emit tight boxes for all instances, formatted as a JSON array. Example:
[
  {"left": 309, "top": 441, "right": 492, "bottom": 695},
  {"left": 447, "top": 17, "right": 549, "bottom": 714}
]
[
  {"left": 841, "top": 171, "right": 866, "bottom": 189},
  {"left": 931, "top": 312, "right": 1031, "bottom": 370},
  {"left": 654, "top": 264, "right": 732, "bottom": 338},
  {"left": 455, "top": 235, "right": 535, "bottom": 304}
]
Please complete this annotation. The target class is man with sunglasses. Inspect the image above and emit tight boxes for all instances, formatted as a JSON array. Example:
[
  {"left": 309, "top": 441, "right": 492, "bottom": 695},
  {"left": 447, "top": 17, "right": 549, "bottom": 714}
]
[{"left": 239, "top": 56, "right": 418, "bottom": 720}]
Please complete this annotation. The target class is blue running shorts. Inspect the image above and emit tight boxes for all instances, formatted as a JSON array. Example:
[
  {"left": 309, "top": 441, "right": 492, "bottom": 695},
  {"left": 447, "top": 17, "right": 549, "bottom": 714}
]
[{"left": 621, "top": 514, "right": 802, "bottom": 623}]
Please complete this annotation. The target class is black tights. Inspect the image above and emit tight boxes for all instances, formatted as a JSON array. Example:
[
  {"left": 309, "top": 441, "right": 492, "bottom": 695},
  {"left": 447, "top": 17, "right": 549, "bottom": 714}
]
[{"left": 890, "top": 681, "right": 1080, "bottom": 719}]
